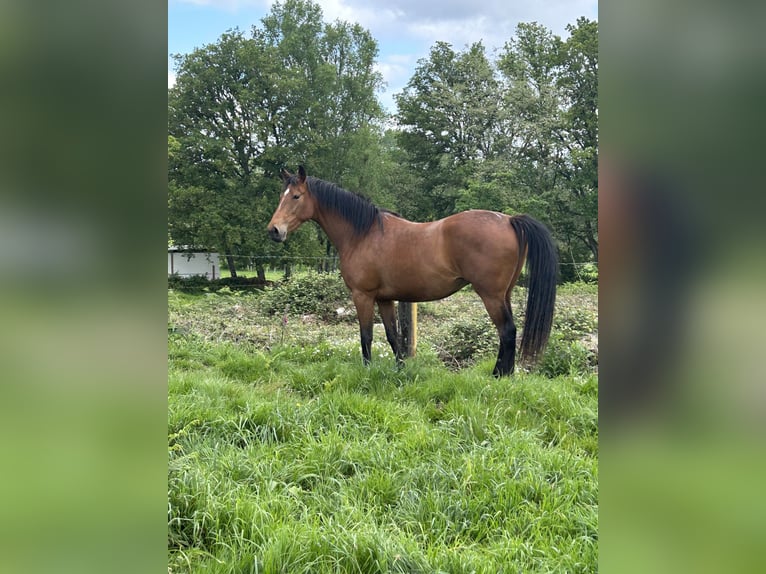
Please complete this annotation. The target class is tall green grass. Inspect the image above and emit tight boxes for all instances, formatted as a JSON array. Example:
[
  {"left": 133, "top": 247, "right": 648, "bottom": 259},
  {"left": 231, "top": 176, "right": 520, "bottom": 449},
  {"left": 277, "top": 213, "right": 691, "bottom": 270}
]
[{"left": 169, "top": 285, "right": 597, "bottom": 572}]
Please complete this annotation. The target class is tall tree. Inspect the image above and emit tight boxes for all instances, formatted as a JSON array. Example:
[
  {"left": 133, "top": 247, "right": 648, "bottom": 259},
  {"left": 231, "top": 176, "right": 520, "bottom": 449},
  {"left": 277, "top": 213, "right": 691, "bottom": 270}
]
[
  {"left": 495, "top": 22, "right": 563, "bottom": 212},
  {"left": 395, "top": 42, "right": 499, "bottom": 220},
  {"left": 169, "top": 30, "right": 279, "bottom": 277},
  {"left": 390, "top": 20, "right": 598, "bottom": 278},
  {"left": 494, "top": 20, "right": 598, "bottom": 273},
  {"left": 554, "top": 17, "right": 599, "bottom": 263},
  {"left": 168, "top": 0, "right": 384, "bottom": 276}
]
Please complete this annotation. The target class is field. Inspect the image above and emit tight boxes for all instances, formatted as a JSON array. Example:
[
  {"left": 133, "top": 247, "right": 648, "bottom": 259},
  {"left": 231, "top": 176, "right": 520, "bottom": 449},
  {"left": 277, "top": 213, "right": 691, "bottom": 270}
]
[{"left": 168, "top": 277, "right": 598, "bottom": 573}]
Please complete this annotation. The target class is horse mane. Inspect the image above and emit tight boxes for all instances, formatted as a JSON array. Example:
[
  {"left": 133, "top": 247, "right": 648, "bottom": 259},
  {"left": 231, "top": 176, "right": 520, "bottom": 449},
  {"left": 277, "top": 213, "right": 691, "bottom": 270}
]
[{"left": 302, "top": 176, "right": 396, "bottom": 236}]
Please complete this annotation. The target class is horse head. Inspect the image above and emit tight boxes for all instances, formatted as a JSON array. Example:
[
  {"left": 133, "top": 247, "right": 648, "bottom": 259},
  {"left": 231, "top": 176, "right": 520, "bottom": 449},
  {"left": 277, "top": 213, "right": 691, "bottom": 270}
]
[{"left": 267, "top": 165, "right": 314, "bottom": 242}]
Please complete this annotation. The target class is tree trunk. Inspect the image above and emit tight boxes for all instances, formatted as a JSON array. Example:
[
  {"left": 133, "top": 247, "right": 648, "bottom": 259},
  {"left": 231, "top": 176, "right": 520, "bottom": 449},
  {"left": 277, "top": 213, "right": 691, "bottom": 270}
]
[
  {"left": 584, "top": 220, "right": 599, "bottom": 262},
  {"left": 221, "top": 237, "right": 237, "bottom": 278},
  {"left": 225, "top": 254, "right": 237, "bottom": 278},
  {"left": 284, "top": 264, "right": 292, "bottom": 279},
  {"left": 256, "top": 263, "right": 266, "bottom": 282}
]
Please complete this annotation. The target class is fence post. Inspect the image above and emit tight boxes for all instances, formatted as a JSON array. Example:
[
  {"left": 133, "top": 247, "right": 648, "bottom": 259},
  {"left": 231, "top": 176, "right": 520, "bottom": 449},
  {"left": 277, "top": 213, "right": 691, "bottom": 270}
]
[{"left": 398, "top": 302, "right": 417, "bottom": 357}]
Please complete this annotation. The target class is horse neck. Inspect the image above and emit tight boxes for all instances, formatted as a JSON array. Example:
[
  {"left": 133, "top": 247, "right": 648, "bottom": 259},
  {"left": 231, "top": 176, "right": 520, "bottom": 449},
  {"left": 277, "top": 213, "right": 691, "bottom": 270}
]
[{"left": 311, "top": 207, "right": 361, "bottom": 256}]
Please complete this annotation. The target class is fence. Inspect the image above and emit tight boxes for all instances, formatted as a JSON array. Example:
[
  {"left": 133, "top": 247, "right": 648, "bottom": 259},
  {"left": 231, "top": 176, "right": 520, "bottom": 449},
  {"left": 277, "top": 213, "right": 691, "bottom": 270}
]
[
  {"left": 207, "top": 254, "right": 596, "bottom": 278},
  {"left": 170, "top": 255, "right": 596, "bottom": 359}
]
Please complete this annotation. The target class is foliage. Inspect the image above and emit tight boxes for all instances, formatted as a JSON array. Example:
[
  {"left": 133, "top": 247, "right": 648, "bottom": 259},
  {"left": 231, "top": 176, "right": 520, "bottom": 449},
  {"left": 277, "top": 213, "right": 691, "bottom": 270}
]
[
  {"left": 434, "top": 314, "right": 498, "bottom": 368},
  {"left": 168, "top": 273, "right": 217, "bottom": 294},
  {"left": 535, "top": 332, "right": 595, "bottom": 377},
  {"left": 257, "top": 270, "right": 352, "bottom": 320},
  {"left": 575, "top": 262, "right": 599, "bottom": 284},
  {"left": 393, "top": 20, "right": 598, "bottom": 267},
  {"left": 168, "top": 0, "right": 385, "bottom": 275},
  {"left": 168, "top": 11, "right": 598, "bottom": 280},
  {"left": 168, "top": 283, "right": 598, "bottom": 573},
  {"left": 534, "top": 284, "right": 598, "bottom": 376},
  {"left": 168, "top": 273, "right": 268, "bottom": 294},
  {"left": 395, "top": 41, "right": 500, "bottom": 219}
]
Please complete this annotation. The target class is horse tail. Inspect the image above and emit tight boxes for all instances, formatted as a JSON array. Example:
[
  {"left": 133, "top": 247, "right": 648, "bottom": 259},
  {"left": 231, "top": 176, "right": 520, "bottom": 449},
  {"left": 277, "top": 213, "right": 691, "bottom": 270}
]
[{"left": 509, "top": 215, "right": 558, "bottom": 362}]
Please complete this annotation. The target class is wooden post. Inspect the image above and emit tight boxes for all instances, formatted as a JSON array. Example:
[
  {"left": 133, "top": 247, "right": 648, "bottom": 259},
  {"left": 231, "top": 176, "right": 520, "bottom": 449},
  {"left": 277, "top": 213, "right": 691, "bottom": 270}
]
[{"left": 398, "top": 301, "right": 418, "bottom": 357}]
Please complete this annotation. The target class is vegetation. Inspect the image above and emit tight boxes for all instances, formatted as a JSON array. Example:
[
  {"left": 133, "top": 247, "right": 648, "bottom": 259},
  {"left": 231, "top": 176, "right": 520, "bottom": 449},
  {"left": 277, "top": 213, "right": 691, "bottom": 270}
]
[
  {"left": 168, "top": 0, "right": 598, "bottom": 282},
  {"left": 168, "top": 2, "right": 598, "bottom": 568},
  {"left": 168, "top": 281, "right": 598, "bottom": 572}
]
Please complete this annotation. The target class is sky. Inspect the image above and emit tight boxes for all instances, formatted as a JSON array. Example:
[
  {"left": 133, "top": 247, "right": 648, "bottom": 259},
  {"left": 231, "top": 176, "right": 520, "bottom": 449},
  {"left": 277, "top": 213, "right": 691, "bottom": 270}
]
[{"left": 168, "top": 0, "right": 598, "bottom": 114}]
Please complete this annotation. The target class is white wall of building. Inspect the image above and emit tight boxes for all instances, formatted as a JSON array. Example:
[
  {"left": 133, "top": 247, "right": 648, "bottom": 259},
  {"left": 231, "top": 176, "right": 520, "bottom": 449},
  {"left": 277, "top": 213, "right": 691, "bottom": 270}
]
[{"left": 168, "top": 252, "right": 220, "bottom": 278}]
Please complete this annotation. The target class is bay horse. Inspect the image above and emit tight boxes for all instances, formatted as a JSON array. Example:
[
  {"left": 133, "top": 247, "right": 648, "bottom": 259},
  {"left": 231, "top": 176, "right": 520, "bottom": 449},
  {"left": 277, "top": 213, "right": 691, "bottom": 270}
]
[{"left": 267, "top": 166, "right": 558, "bottom": 376}]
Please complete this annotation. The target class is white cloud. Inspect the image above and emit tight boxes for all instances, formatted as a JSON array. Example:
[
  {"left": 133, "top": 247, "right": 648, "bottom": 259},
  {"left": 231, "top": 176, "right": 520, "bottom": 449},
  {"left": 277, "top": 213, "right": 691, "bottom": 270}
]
[
  {"left": 375, "top": 54, "right": 415, "bottom": 88},
  {"left": 374, "top": 53, "right": 417, "bottom": 115},
  {"left": 169, "top": 0, "right": 597, "bottom": 111}
]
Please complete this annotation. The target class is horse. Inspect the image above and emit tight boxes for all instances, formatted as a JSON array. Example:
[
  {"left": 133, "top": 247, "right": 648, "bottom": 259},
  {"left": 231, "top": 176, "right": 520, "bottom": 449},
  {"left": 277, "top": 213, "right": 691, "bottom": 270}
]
[{"left": 267, "top": 166, "right": 558, "bottom": 376}]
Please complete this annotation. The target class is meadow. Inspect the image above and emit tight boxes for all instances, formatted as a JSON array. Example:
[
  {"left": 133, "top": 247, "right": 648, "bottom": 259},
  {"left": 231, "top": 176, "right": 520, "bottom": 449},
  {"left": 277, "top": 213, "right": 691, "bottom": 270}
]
[{"left": 168, "top": 276, "right": 598, "bottom": 573}]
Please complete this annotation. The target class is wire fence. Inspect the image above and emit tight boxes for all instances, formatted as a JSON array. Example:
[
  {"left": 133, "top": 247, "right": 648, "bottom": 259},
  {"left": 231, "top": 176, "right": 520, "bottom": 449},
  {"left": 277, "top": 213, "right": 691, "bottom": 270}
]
[
  {"left": 169, "top": 252, "right": 597, "bottom": 287},
  {"left": 211, "top": 254, "right": 596, "bottom": 265}
]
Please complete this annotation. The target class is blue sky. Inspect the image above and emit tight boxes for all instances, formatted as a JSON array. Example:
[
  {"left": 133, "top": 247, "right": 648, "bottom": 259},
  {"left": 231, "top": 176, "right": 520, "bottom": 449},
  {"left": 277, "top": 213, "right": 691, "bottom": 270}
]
[{"left": 169, "top": 0, "right": 597, "bottom": 114}]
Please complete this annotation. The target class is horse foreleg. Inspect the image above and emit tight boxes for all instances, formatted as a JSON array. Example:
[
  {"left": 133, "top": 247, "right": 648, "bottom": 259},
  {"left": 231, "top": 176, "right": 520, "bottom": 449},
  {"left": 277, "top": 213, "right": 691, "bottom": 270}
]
[
  {"left": 352, "top": 292, "right": 375, "bottom": 365},
  {"left": 377, "top": 300, "right": 403, "bottom": 365}
]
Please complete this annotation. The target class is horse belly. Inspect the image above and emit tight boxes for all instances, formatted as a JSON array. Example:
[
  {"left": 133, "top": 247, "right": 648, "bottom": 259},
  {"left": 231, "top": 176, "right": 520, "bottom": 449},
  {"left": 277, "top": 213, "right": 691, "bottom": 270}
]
[
  {"left": 349, "top": 217, "right": 468, "bottom": 301},
  {"left": 376, "top": 261, "right": 466, "bottom": 302},
  {"left": 378, "top": 281, "right": 466, "bottom": 302}
]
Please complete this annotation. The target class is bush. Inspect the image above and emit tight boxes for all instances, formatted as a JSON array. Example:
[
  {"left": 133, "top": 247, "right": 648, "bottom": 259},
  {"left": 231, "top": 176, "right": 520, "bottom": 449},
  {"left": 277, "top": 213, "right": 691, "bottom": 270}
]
[
  {"left": 217, "top": 275, "right": 269, "bottom": 291},
  {"left": 167, "top": 274, "right": 267, "bottom": 293},
  {"left": 553, "top": 308, "right": 598, "bottom": 342},
  {"left": 579, "top": 262, "right": 598, "bottom": 284},
  {"left": 535, "top": 332, "right": 595, "bottom": 377},
  {"left": 431, "top": 302, "right": 598, "bottom": 375},
  {"left": 167, "top": 274, "right": 219, "bottom": 293},
  {"left": 435, "top": 315, "right": 497, "bottom": 369},
  {"left": 257, "top": 271, "right": 351, "bottom": 321}
]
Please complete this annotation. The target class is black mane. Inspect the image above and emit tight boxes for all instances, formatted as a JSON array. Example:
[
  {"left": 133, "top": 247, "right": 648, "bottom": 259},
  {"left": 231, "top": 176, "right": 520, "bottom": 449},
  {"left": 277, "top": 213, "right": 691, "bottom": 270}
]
[{"left": 299, "top": 176, "right": 385, "bottom": 236}]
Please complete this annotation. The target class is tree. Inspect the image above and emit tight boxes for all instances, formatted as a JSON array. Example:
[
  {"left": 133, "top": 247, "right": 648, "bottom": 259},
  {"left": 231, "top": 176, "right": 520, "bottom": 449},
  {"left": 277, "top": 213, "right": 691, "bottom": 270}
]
[
  {"left": 493, "top": 22, "right": 564, "bottom": 217},
  {"left": 168, "top": 0, "right": 384, "bottom": 276},
  {"left": 389, "top": 20, "right": 598, "bottom": 279},
  {"left": 168, "top": 30, "right": 278, "bottom": 277},
  {"left": 395, "top": 42, "right": 499, "bottom": 220},
  {"left": 554, "top": 17, "right": 598, "bottom": 263},
  {"left": 493, "top": 21, "right": 598, "bottom": 275}
]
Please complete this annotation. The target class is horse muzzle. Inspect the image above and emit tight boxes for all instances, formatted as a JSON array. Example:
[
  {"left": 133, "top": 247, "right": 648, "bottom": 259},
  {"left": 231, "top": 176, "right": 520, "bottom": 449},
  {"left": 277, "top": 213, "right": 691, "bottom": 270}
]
[{"left": 268, "top": 225, "right": 287, "bottom": 242}]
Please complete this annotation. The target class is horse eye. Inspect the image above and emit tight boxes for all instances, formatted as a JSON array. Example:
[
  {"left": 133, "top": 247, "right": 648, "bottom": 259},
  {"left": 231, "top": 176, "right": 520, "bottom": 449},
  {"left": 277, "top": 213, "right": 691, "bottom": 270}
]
[{"left": 292, "top": 194, "right": 300, "bottom": 200}]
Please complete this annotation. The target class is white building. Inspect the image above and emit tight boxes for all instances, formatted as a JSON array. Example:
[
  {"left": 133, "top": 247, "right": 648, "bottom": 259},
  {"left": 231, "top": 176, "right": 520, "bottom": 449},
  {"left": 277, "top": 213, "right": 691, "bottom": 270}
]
[{"left": 168, "top": 247, "right": 220, "bottom": 278}]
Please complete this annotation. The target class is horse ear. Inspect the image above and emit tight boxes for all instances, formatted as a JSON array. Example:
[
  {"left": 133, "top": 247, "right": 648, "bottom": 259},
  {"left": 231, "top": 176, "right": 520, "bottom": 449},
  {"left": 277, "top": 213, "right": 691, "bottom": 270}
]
[
  {"left": 280, "top": 168, "right": 292, "bottom": 182},
  {"left": 298, "top": 165, "right": 307, "bottom": 183}
]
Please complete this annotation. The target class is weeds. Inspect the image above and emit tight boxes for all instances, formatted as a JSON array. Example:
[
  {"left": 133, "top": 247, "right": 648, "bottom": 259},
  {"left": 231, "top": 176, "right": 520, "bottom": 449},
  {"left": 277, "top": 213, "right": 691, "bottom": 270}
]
[{"left": 168, "top": 282, "right": 598, "bottom": 572}]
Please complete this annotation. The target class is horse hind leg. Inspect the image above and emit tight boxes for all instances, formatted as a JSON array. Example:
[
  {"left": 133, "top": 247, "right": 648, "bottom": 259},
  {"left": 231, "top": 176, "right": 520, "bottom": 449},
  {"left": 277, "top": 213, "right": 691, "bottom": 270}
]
[
  {"left": 478, "top": 293, "right": 517, "bottom": 377},
  {"left": 496, "top": 306, "right": 517, "bottom": 376}
]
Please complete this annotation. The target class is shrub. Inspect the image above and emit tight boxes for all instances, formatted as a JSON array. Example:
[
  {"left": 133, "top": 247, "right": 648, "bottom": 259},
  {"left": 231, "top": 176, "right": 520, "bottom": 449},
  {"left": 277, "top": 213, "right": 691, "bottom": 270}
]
[
  {"left": 553, "top": 308, "right": 598, "bottom": 342},
  {"left": 535, "top": 332, "right": 595, "bottom": 377},
  {"left": 579, "top": 262, "right": 599, "bottom": 284},
  {"left": 435, "top": 315, "right": 497, "bottom": 369},
  {"left": 167, "top": 274, "right": 267, "bottom": 293},
  {"left": 257, "top": 271, "right": 352, "bottom": 321},
  {"left": 217, "top": 275, "right": 268, "bottom": 291},
  {"left": 432, "top": 304, "right": 598, "bottom": 375},
  {"left": 167, "top": 273, "right": 219, "bottom": 293}
]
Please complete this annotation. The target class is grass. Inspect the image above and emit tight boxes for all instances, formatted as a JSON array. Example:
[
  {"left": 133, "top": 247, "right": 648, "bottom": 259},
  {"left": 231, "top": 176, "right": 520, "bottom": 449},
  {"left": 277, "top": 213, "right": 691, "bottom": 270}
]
[
  {"left": 168, "top": 283, "right": 598, "bottom": 573},
  {"left": 218, "top": 266, "right": 316, "bottom": 282}
]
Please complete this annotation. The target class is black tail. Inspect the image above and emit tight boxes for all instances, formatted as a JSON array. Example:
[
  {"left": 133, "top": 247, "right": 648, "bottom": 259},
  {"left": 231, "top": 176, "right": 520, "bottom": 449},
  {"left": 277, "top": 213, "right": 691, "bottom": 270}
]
[{"left": 509, "top": 215, "right": 558, "bottom": 362}]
